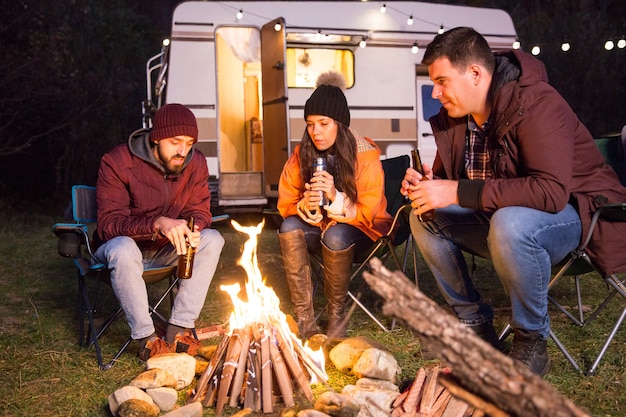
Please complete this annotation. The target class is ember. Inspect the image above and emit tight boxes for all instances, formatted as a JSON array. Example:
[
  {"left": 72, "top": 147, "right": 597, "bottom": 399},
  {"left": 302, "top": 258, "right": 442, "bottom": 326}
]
[{"left": 188, "top": 220, "right": 328, "bottom": 415}]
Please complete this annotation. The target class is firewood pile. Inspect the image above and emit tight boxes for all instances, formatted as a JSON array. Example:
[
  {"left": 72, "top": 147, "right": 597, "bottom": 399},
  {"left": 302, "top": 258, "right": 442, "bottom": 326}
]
[
  {"left": 392, "top": 364, "right": 494, "bottom": 417},
  {"left": 188, "top": 324, "right": 327, "bottom": 416},
  {"left": 364, "top": 258, "right": 591, "bottom": 417}
]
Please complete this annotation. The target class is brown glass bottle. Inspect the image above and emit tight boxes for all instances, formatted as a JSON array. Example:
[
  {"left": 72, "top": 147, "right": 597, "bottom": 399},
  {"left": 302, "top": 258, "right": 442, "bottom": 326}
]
[
  {"left": 177, "top": 216, "right": 196, "bottom": 279},
  {"left": 411, "top": 149, "right": 435, "bottom": 222}
]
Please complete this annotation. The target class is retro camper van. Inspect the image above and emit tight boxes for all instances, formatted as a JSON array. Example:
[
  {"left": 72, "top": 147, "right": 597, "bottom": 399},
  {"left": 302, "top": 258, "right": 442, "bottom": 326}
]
[{"left": 143, "top": 1, "right": 517, "bottom": 213}]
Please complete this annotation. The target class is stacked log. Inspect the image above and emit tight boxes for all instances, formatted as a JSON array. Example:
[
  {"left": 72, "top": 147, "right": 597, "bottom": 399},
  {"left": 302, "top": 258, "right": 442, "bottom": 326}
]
[
  {"left": 363, "top": 258, "right": 591, "bottom": 417},
  {"left": 188, "top": 324, "right": 326, "bottom": 415}
]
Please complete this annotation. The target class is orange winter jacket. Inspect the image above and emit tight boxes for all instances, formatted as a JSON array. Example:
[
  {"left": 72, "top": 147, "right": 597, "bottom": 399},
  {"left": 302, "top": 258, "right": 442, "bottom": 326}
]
[{"left": 278, "top": 134, "right": 393, "bottom": 241}]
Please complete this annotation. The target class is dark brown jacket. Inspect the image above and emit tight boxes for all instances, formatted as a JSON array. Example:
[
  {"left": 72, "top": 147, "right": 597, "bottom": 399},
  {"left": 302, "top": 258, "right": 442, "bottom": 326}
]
[
  {"left": 430, "top": 50, "right": 626, "bottom": 275},
  {"left": 96, "top": 129, "right": 213, "bottom": 251}
]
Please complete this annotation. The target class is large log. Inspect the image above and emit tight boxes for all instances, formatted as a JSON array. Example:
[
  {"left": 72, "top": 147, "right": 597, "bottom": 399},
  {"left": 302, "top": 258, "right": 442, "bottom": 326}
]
[{"left": 363, "top": 258, "right": 590, "bottom": 417}]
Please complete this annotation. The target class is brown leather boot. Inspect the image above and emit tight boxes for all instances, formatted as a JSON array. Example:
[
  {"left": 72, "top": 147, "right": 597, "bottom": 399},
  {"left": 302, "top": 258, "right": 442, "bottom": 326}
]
[
  {"left": 278, "top": 229, "right": 317, "bottom": 339},
  {"left": 322, "top": 243, "right": 354, "bottom": 338}
]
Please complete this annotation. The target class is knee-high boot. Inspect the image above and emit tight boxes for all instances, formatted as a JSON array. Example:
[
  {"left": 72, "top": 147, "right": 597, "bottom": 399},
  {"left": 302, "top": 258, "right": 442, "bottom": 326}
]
[
  {"left": 322, "top": 243, "right": 354, "bottom": 338},
  {"left": 278, "top": 229, "right": 317, "bottom": 339}
]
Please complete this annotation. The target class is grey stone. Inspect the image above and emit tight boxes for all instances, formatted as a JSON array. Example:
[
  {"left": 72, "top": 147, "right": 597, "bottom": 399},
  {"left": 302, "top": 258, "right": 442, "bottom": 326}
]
[
  {"left": 329, "top": 336, "right": 388, "bottom": 374},
  {"left": 352, "top": 349, "right": 401, "bottom": 383},
  {"left": 145, "top": 386, "right": 178, "bottom": 411},
  {"left": 117, "top": 398, "right": 160, "bottom": 417},
  {"left": 108, "top": 386, "right": 155, "bottom": 416},
  {"left": 314, "top": 391, "right": 361, "bottom": 417},
  {"left": 130, "top": 368, "right": 178, "bottom": 389},
  {"left": 146, "top": 353, "right": 197, "bottom": 390}
]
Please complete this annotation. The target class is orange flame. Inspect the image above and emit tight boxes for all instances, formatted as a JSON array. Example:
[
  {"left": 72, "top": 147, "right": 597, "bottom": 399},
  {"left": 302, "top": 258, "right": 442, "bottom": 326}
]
[{"left": 221, "top": 219, "right": 327, "bottom": 383}]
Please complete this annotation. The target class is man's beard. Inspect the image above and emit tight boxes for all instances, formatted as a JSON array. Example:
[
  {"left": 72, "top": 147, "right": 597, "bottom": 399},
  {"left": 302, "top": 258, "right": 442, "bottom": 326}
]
[{"left": 157, "top": 148, "right": 185, "bottom": 174}]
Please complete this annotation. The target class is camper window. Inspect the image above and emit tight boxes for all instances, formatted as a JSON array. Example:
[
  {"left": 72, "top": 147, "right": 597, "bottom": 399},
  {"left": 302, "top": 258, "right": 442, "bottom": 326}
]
[{"left": 286, "top": 48, "right": 354, "bottom": 88}]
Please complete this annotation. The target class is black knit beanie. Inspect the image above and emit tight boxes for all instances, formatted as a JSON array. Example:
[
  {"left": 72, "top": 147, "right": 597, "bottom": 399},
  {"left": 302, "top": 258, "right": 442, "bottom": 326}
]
[
  {"left": 150, "top": 103, "right": 198, "bottom": 143},
  {"left": 304, "top": 84, "right": 350, "bottom": 126}
]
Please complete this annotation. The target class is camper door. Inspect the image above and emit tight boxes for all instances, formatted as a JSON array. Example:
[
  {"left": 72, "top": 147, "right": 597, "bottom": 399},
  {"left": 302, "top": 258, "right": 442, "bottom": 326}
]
[{"left": 260, "top": 18, "right": 289, "bottom": 199}]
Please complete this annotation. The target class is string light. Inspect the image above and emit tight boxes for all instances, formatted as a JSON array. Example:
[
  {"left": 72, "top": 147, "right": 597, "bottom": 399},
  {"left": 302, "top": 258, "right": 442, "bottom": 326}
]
[
  {"left": 225, "top": 2, "right": 624, "bottom": 55},
  {"left": 274, "top": 22, "right": 282, "bottom": 32},
  {"left": 411, "top": 42, "right": 419, "bottom": 54}
]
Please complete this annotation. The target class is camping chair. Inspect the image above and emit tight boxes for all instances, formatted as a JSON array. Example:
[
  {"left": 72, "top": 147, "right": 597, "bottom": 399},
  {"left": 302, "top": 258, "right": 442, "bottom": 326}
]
[
  {"left": 53, "top": 185, "right": 179, "bottom": 370},
  {"left": 500, "top": 134, "right": 626, "bottom": 375},
  {"left": 313, "top": 154, "right": 417, "bottom": 332}
]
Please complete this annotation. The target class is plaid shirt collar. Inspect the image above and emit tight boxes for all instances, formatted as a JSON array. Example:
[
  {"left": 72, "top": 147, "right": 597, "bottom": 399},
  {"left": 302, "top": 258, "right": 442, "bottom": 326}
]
[{"left": 465, "top": 115, "right": 493, "bottom": 180}]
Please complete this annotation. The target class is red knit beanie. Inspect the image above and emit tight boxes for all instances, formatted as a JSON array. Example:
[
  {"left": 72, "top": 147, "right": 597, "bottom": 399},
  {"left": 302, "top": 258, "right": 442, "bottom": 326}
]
[{"left": 150, "top": 103, "right": 198, "bottom": 142}]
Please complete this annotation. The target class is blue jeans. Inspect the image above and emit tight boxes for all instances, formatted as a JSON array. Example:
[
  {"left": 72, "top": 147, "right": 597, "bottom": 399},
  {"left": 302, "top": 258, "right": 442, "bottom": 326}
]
[
  {"left": 94, "top": 228, "right": 224, "bottom": 339},
  {"left": 279, "top": 216, "right": 373, "bottom": 257},
  {"left": 410, "top": 204, "right": 581, "bottom": 337}
]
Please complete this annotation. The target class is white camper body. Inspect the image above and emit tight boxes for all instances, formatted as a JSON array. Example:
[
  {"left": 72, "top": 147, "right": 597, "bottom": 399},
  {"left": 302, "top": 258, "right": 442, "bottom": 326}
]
[{"left": 147, "top": 1, "right": 517, "bottom": 212}]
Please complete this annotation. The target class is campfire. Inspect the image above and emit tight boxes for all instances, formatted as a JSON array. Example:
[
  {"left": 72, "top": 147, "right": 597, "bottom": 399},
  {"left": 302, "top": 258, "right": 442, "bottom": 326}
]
[{"left": 188, "top": 220, "right": 328, "bottom": 415}]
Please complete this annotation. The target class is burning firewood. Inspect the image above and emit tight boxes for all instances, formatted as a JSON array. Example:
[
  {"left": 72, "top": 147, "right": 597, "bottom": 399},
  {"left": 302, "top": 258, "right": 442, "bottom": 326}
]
[{"left": 188, "top": 220, "right": 328, "bottom": 415}]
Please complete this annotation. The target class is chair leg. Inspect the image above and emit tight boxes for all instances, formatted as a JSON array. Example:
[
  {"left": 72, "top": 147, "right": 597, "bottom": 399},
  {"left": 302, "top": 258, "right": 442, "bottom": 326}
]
[
  {"left": 586, "top": 307, "right": 626, "bottom": 376},
  {"left": 549, "top": 329, "right": 581, "bottom": 373},
  {"left": 102, "top": 277, "right": 180, "bottom": 370},
  {"left": 79, "top": 273, "right": 104, "bottom": 369}
]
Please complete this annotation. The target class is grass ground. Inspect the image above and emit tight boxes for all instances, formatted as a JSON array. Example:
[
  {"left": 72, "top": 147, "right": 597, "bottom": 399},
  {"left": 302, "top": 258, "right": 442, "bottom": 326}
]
[{"left": 0, "top": 207, "right": 624, "bottom": 416}]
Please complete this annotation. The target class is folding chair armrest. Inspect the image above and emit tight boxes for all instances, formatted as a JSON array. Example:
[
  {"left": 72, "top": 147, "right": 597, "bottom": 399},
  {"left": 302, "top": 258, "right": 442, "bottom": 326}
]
[
  {"left": 52, "top": 223, "right": 89, "bottom": 258},
  {"left": 597, "top": 203, "right": 626, "bottom": 222}
]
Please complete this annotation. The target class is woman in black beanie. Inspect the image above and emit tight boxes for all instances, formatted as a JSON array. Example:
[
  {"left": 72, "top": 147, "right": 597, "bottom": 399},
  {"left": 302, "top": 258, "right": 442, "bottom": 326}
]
[{"left": 277, "top": 72, "right": 392, "bottom": 339}]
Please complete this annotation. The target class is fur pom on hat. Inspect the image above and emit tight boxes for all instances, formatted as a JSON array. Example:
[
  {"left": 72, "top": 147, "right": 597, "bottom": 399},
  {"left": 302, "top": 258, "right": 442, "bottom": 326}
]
[
  {"left": 304, "top": 71, "right": 350, "bottom": 126},
  {"left": 150, "top": 103, "right": 198, "bottom": 143}
]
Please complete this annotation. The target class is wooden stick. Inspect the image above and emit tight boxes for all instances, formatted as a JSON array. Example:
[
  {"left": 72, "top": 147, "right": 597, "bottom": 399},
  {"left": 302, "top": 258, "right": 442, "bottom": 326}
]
[
  {"left": 259, "top": 327, "right": 273, "bottom": 413},
  {"left": 215, "top": 330, "right": 244, "bottom": 416},
  {"left": 431, "top": 389, "right": 453, "bottom": 416},
  {"left": 275, "top": 329, "right": 314, "bottom": 401},
  {"left": 229, "top": 329, "right": 251, "bottom": 407},
  {"left": 243, "top": 334, "right": 261, "bottom": 411},
  {"left": 269, "top": 333, "right": 295, "bottom": 408},
  {"left": 189, "top": 333, "right": 229, "bottom": 404},
  {"left": 420, "top": 365, "right": 440, "bottom": 414},
  {"left": 402, "top": 367, "right": 426, "bottom": 413},
  {"left": 438, "top": 374, "right": 509, "bottom": 417},
  {"left": 287, "top": 331, "right": 329, "bottom": 385}
]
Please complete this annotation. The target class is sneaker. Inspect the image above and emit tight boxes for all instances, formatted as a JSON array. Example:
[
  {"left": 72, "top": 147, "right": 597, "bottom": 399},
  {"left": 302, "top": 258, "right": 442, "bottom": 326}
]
[
  {"left": 137, "top": 336, "right": 171, "bottom": 361},
  {"left": 172, "top": 332, "right": 202, "bottom": 356},
  {"left": 468, "top": 321, "right": 502, "bottom": 351},
  {"left": 509, "top": 328, "right": 551, "bottom": 377}
]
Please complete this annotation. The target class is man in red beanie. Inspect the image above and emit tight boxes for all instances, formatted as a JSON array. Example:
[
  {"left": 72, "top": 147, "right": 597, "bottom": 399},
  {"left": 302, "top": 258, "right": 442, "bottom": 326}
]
[{"left": 94, "top": 103, "right": 224, "bottom": 360}]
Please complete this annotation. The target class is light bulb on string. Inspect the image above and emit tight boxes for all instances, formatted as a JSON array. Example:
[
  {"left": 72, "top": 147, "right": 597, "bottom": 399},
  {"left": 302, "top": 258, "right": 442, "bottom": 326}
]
[
  {"left": 605, "top": 40, "right": 615, "bottom": 50},
  {"left": 561, "top": 42, "right": 571, "bottom": 52},
  {"left": 274, "top": 22, "right": 282, "bottom": 32},
  {"left": 438, "top": 24, "right": 445, "bottom": 34},
  {"left": 512, "top": 39, "right": 521, "bottom": 50},
  {"left": 236, "top": 9, "right": 243, "bottom": 20},
  {"left": 617, "top": 38, "right": 626, "bottom": 49},
  {"left": 531, "top": 45, "right": 541, "bottom": 56},
  {"left": 380, "top": 4, "right": 386, "bottom": 13},
  {"left": 411, "top": 42, "right": 419, "bottom": 54},
  {"left": 359, "top": 37, "right": 367, "bottom": 48},
  {"left": 407, "top": 15, "right": 413, "bottom": 26}
]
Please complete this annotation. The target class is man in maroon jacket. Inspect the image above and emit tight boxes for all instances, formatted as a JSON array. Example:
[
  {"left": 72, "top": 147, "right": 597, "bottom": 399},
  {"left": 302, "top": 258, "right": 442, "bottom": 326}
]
[
  {"left": 402, "top": 27, "right": 626, "bottom": 376},
  {"left": 94, "top": 104, "right": 224, "bottom": 360}
]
